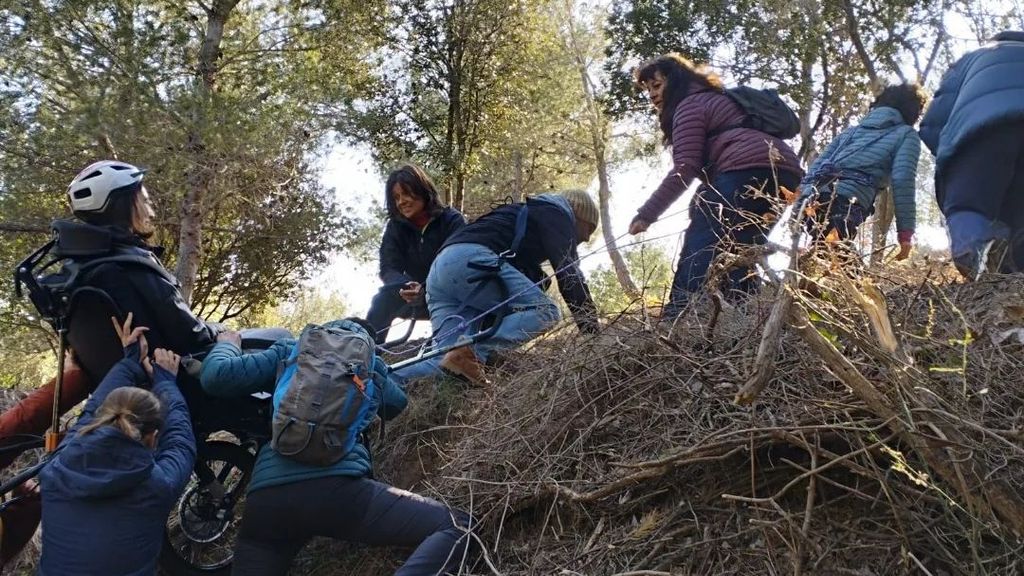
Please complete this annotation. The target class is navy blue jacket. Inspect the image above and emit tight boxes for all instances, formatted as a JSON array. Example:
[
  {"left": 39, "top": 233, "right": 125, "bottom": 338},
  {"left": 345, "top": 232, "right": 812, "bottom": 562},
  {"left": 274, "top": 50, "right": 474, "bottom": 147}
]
[
  {"left": 39, "top": 354, "right": 196, "bottom": 576},
  {"left": 442, "top": 195, "right": 598, "bottom": 333},
  {"left": 379, "top": 207, "right": 466, "bottom": 286},
  {"left": 921, "top": 31, "right": 1024, "bottom": 175}
]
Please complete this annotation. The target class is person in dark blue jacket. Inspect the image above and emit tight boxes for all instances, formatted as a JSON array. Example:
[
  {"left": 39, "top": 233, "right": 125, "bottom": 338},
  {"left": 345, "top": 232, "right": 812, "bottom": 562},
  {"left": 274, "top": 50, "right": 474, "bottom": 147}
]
[
  {"left": 426, "top": 190, "right": 601, "bottom": 384},
  {"left": 200, "top": 319, "right": 474, "bottom": 576},
  {"left": 39, "top": 315, "right": 195, "bottom": 576},
  {"left": 367, "top": 165, "right": 467, "bottom": 344},
  {"left": 920, "top": 31, "right": 1024, "bottom": 279}
]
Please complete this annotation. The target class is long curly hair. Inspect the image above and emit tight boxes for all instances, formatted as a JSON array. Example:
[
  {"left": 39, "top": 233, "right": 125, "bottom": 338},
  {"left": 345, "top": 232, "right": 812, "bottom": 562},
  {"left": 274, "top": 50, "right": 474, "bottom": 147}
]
[{"left": 635, "top": 53, "right": 724, "bottom": 145}]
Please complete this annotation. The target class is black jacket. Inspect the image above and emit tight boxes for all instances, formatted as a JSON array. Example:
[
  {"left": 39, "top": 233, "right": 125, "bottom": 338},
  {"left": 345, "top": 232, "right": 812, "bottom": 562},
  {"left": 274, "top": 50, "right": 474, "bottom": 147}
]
[
  {"left": 442, "top": 195, "right": 598, "bottom": 333},
  {"left": 51, "top": 220, "right": 218, "bottom": 356},
  {"left": 378, "top": 206, "right": 466, "bottom": 286}
]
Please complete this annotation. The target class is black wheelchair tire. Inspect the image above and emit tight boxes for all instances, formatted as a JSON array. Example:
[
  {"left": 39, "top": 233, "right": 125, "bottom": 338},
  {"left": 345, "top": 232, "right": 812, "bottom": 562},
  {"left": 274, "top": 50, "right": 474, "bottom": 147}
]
[{"left": 159, "top": 440, "right": 255, "bottom": 576}]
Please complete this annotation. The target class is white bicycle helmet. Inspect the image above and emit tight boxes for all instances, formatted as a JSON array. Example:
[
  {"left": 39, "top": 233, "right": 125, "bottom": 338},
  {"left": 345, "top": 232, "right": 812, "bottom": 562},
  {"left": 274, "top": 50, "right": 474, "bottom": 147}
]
[{"left": 67, "top": 160, "right": 146, "bottom": 214}]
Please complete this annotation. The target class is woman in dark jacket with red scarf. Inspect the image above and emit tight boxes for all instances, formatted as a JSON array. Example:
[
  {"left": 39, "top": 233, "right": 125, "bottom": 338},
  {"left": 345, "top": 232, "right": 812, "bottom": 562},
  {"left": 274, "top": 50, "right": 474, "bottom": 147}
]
[
  {"left": 367, "top": 164, "right": 466, "bottom": 344},
  {"left": 628, "top": 54, "right": 803, "bottom": 318}
]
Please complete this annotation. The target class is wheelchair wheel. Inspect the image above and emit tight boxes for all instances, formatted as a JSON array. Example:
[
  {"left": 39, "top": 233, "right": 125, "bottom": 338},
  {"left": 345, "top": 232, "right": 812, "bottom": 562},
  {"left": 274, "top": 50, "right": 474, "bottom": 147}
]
[{"left": 159, "top": 440, "right": 255, "bottom": 575}]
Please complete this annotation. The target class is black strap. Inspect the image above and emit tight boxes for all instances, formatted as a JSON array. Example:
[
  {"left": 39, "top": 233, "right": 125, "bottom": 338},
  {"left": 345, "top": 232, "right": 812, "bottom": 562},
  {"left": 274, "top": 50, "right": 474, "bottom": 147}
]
[{"left": 501, "top": 202, "right": 529, "bottom": 259}]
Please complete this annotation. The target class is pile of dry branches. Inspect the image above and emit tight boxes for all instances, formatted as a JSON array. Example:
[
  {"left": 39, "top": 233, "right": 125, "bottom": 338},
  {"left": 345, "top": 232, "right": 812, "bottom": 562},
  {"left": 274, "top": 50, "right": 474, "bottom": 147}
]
[{"left": 321, "top": 257, "right": 1024, "bottom": 576}]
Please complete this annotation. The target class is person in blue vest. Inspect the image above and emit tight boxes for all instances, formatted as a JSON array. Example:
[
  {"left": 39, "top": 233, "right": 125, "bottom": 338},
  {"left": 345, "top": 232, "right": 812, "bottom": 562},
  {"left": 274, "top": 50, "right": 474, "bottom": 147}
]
[
  {"left": 800, "top": 83, "right": 927, "bottom": 257},
  {"left": 367, "top": 165, "right": 467, "bottom": 344},
  {"left": 200, "top": 320, "right": 474, "bottom": 576},
  {"left": 921, "top": 31, "right": 1024, "bottom": 279},
  {"left": 426, "top": 190, "right": 601, "bottom": 385},
  {"left": 39, "top": 314, "right": 195, "bottom": 576}
]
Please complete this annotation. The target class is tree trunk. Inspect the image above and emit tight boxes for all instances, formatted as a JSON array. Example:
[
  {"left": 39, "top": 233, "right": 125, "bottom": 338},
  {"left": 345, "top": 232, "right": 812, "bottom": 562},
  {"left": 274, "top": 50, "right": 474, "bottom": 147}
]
[
  {"left": 453, "top": 165, "right": 466, "bottom": 212},
  {"left": 443, "top": 67, "right": 460, "bottom": 207},
  {"left": 796, "top": 57, "right": 815, "bottom": 165},
  {"left": 512, "top": 150, "right": 523, "bottom": 198},
  {"left": 596, "top": 147, "right": 638, "bottom": 298},
  {"left": 841, "top": 0, "right": 881, "bottom": 90},
  {"left": 443, "top": 0, "right": 465, "bottom": 208},
  {"left": 870, "top": 187, "right": 895, "bottom": 264},
  {"left": 561, "top": 0, "right": 638, "bottom": 298},
  {"left": 175, "top": 0, "right": 239, "bottom": 304}
]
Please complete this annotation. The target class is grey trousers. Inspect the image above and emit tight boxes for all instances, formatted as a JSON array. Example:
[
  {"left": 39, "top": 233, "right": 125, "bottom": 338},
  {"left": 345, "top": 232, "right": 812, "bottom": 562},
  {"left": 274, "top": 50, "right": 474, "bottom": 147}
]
[{"left": 230, "top": 476, "right": 474, "bottom": 576}]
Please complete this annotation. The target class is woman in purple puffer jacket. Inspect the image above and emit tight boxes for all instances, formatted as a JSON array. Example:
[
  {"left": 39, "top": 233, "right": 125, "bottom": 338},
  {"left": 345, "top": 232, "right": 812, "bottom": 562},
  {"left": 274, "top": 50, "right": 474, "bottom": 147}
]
[{"left": 628, "top": 53, "right": 803, "bottom": 318}]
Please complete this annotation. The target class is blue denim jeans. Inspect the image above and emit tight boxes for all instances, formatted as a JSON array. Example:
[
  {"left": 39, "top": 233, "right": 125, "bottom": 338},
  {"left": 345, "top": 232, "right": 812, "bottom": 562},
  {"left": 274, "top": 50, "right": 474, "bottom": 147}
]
[
  {"left": 426, "top": 243, "right": 560, "bottom": 361},
  {"left": 665, "top": 169, "right": 801, "bottom": 317}
]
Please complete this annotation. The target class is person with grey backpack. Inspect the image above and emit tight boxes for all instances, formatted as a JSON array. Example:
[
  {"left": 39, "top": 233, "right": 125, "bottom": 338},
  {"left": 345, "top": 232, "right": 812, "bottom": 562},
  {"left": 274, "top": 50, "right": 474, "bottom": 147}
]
[{"left": 200, "top": 319, "right": 475, "bottom": 576}]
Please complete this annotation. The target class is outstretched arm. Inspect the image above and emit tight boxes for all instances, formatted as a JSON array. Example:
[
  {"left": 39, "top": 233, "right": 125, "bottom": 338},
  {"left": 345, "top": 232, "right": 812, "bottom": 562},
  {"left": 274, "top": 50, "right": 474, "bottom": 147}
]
[
  {"left": 200, "top": 337, "right": 292, "bottom": 397},
  {"left": 70, "top": 315, "right": 150, "bottom": 435},
  {"left": 891, "top": 130, "right": 922, "bottom": 242}
]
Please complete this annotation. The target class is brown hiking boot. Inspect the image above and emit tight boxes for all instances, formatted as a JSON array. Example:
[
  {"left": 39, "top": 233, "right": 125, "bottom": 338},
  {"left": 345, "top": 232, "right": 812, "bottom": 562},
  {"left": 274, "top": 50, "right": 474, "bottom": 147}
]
[{"left": 440, "top": 346, "right": 489, "bottom": 385}]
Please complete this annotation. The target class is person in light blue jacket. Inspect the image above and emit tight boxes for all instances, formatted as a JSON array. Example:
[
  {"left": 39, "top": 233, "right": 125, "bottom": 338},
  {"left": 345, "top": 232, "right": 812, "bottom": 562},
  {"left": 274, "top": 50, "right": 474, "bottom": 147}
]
[
  {"left": 200, "top": 319, "right": 474, "bottom": 576},
  {"left": 800, "top": 83, "right": 927, "bottom": 259},
  {"left": 920, "top": 31, "right": 1024, "bottom": 279}
]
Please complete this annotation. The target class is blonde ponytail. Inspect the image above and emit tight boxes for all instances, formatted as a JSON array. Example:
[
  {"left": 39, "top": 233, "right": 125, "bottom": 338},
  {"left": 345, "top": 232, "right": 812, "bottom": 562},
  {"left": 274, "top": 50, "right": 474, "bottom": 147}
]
[{"left": 79, "top": 387, "right": 163, "bottom": 442}]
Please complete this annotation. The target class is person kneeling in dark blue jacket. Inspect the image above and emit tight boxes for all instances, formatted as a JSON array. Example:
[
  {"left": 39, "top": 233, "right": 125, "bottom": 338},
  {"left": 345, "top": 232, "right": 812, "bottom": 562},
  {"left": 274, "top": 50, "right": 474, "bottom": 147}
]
[
  {"left": 368, "top": 165, "right": 467, "bottom": 344},
  {"left": 39, "top": 315, "right": 195, "bottom": 576},
  {"left": 200, "top": 320, "right": 474, "bottom": 576}
]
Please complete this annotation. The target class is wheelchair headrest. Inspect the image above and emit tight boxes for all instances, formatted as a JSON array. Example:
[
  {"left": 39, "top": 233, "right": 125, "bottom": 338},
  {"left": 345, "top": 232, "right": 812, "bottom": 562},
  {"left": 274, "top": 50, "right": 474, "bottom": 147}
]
[{"left": 50, "top": 220, "right": 114, "bottom": 258}]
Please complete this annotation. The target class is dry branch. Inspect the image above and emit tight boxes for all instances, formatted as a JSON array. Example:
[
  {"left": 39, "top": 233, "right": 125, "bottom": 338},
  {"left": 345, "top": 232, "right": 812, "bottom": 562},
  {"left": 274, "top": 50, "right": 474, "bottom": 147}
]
[{"left": 319, "top": 267, "right": 1024, "bottom": 575}]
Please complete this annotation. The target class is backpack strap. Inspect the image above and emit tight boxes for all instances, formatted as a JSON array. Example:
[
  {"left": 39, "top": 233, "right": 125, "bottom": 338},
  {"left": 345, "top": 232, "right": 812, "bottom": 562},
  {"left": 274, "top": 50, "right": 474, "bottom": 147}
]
[
  {"left": 803, "top": 125, "right": 892, "bottom": 190},
  {"left": 500, "top": 202, "right": 529, "bottom": 260},
  {"left": 68, "top": 253, "right": 185, "bottom": 350}
]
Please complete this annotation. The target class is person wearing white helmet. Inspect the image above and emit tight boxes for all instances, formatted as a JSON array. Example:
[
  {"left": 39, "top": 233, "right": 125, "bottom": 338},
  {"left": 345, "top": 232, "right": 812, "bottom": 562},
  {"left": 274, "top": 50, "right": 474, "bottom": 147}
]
[
  {"left": 67, "top": 160, "right": 155, "bottom": 235},
  {"left": 56, "top": 159, "right": 219, "bottom": 355},
  {"left": 0, "top": 159, "right": 220, "bottom": 565}
]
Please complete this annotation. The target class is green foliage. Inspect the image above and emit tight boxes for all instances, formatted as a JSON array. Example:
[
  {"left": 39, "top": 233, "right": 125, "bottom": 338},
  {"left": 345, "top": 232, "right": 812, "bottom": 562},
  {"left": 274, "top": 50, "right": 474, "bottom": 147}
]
[
  {"left": 0, "top": 0, "right": 383, "bottom": 315},
  {"left": 589, "top": 244, "right": 674, "bottom": 313},
  {"left": 241, "top": 286, "right": 349, "bottom": 335},
  {"left": 343, "top": 0, "right": 597, "bottom": 213},
  {"left": 602, "top": 0, "right": 956, "bottom": 157},
  {"left": 0, "top": 0, "right": 386, "bottom": 386},
  {"left": 0, "top": 326, "right": 56, "bottom": 389}
]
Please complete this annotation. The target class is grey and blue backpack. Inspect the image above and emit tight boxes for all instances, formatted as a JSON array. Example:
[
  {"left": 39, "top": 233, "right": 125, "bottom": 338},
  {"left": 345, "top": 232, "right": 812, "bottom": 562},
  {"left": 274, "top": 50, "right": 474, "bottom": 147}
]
[{"left": 270, "top": 319, "right": 384, "bottom": 466}]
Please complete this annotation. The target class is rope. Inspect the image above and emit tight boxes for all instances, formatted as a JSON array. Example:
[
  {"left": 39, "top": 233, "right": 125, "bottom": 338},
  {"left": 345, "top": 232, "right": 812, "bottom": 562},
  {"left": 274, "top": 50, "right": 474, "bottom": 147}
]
[
  {"left": 391, "top": 216, "right": 694, "bottom": 363},
  {"left": 377, "top": 203, "right": 697, "bottom": 354}
]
